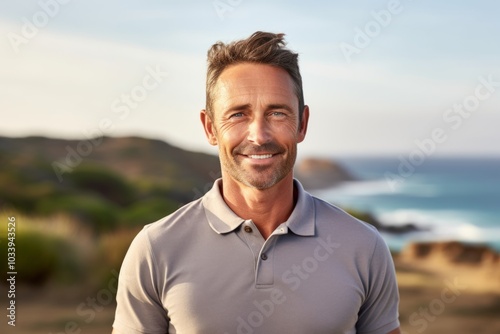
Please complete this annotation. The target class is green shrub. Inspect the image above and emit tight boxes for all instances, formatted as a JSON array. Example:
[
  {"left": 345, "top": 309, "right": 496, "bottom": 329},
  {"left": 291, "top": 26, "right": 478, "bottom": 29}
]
[
  {"left": 37, "top": 194, "right": 119, "bottom": 233},
  {"left": 1, "top": 230, "right": 84, "bottom": 285},
  {"left": 121, "top": 197, "right": 178, "bottom": 227},
  {"left": 66, "top": 165, "right": 135, "bottom": 206},
  {"left": 86, "top": 227, "right": 141, "bottom": 288}
]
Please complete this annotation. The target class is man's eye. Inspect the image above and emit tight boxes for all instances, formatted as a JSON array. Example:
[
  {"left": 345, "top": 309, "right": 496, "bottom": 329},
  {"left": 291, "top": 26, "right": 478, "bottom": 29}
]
[
  {"left": 229, "top": 112, "right": 244, "bottom": 118},
  {"left": 271, "top": 111, "right": 286, "bottom": 117}
]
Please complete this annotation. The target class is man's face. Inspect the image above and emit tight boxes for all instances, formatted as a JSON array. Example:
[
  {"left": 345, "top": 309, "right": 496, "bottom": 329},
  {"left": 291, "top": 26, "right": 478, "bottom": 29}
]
[{"left": 201, "top": 63, "right": 309, "bottom": 190}]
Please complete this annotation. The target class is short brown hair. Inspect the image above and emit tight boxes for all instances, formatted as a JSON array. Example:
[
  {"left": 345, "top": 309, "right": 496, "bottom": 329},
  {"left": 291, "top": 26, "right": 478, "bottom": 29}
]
[{"left": 205, "top": 31, "right": 305, "bottom": 123}]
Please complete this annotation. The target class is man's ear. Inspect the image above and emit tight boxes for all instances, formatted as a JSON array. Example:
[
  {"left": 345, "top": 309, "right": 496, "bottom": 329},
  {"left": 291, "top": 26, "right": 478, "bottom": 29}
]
[
  {"left": 200, "top": 109, "right": 218, "bottom": 146},
  {"left": 297, "top": 105, "right": 309, "bottom": 143}
]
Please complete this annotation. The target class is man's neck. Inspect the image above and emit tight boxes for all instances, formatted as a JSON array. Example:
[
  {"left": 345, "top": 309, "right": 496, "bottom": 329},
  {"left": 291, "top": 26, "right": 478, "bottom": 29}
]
[{"left": 221, "top": 174, "right": 296, "bottom": 240}]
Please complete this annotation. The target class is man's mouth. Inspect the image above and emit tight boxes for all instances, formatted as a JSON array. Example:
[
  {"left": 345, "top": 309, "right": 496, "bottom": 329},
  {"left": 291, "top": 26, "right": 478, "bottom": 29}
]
[{"left": 247, "top": 154, "right": 273, "bottom": 159}]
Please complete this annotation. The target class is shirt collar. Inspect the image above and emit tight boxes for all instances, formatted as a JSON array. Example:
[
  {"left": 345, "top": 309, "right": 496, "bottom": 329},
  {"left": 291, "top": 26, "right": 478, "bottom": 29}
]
[
  {"left": 202, "top": 178, "right": 315, "bottom": 236},
  {"left": 285, "top": 179, "right": 315, "bottom": 236},
  {"left": 202, "top": 179, "right": 245, "bottom": 234}
]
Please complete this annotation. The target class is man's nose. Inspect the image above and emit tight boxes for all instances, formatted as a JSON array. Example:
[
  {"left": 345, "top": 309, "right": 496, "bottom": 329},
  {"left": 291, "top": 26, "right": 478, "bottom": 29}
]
[{"left": 247, "top": 117, "right": 272, "bottom": 145}]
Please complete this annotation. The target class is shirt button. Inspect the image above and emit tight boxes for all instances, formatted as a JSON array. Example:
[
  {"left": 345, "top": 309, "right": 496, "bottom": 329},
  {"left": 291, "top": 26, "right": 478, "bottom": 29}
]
[
  {"left": 244, "top": 226, "right": 253, "bottom": 233},
  {"left": 261, "top": 253, "right": 268, "bottom": 261}
]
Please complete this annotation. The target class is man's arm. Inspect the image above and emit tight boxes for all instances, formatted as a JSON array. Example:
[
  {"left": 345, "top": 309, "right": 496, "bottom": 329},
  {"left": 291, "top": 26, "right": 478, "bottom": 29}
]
[
  {"left": 356, "top": 232, "right": 401, "bottom": 333},
  {"left": 112, "top": 229, "right": 169, "bottom": 333}
]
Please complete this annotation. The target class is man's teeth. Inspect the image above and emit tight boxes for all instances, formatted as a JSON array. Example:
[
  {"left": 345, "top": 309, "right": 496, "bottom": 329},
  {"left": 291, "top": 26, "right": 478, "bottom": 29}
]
[{"left": 248, "top": 154, "right": 273, "bottom": 159}]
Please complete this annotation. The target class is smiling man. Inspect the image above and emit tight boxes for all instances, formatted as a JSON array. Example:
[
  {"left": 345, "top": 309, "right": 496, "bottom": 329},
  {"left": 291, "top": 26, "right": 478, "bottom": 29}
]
[{"left": 112, "top": 31, "right": 401, "bottom": 334}]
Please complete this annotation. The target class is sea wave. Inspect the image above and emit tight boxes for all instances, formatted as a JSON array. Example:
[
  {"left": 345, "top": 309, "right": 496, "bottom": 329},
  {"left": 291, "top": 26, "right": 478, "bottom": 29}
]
[
  {"left": 325, "top": 157, "right": 500, "bottom": 252},
  {"left": 317, "top": 178, "right": 440, "bottom": 198},
  {"left": 378, "top": 209, "right": 500, "bottom": 249}
]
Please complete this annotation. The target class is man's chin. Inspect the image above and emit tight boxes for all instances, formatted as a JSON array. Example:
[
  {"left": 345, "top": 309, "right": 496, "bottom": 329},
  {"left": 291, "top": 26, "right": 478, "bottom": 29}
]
[
  {"left": 224, "top": 161, "right": 292, "bottom": 190},
  {"left": 239, "top": 172, "right": 285, "bottom": 190},
  {"left": 244, "top": 181, "right": 275, "bottom": 190}
]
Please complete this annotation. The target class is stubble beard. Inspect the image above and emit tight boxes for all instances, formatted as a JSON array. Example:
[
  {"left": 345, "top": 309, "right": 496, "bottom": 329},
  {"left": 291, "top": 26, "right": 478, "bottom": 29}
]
[{"left": 221, "top": 143, "right": 297, "bottom": 190}]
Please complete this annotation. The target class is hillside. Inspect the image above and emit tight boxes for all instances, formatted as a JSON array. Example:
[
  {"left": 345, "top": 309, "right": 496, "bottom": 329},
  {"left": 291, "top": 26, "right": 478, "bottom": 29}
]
[
  {"left": 0, "top": 135, "right": 221, "bottom": 231},
  {"left": 0, "top": 135, "right": 220, "bottom": 186}
]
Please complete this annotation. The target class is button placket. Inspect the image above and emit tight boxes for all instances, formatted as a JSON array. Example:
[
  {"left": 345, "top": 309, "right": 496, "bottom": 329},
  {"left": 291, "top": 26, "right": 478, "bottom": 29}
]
[
  {"left": 239, "top": 220, "right": 265, "bottom": 266},
  {"left": 255, "top": 235, "right": 281, "bottom": 287},
  {"left": 238, "top": 221, "right": 288, "bottom": 288}
]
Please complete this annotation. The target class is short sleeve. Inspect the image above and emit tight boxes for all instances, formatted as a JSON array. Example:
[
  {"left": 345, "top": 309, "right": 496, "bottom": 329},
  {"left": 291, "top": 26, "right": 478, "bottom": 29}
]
[
  {"left": 356, "top": 234, "right": 400, "bottom": 334},
  {"left": 113, "top": 228, "right": 169, "bottom": 334}
]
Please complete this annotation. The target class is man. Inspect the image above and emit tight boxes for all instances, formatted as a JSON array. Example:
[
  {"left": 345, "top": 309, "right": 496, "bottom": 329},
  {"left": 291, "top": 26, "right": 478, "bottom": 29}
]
[{"left": 113, "top": 31, "right": 400, "bottom": 334}]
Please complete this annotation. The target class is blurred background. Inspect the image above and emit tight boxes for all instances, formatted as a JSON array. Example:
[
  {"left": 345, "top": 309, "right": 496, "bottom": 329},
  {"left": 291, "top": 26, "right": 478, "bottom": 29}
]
[{"left": 1, "top": 0, "right": 499, "bottom": 333}]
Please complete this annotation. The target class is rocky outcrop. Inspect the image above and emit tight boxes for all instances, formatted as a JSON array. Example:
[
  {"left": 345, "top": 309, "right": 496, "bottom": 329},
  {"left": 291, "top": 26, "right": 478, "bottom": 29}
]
[
  {"left": 344, "top": 209, "right": 425, "bottom": 234},
  {"left": 400, "top": 241, "right": 500, "bottom": 266},
  {"left": 294, "top": 157, "right": 356, "bottom": 190},
  {"left": 398, "top": 241, "right": 500, "bottom": 293}
]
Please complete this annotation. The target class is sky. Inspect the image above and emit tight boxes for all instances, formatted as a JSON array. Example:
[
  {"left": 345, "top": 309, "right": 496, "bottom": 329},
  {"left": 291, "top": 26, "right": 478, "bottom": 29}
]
[{"left": 1, "top": 0, "right": 499, "bottom": 158}]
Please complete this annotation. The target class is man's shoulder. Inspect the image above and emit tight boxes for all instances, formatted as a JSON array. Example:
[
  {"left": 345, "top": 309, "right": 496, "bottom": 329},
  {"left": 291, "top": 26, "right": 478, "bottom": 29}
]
[
  {"left": 122, "top": 196, "right": 216, "bottom": 271},
  {"left": 309, "top": 194, "right": 392, "bottom": 269},
  {"left": 140, "top": 197, "right": 206, "bottom": 239},
  {"left": 310, "top": 194, "right": 380, "bottom": 238}
]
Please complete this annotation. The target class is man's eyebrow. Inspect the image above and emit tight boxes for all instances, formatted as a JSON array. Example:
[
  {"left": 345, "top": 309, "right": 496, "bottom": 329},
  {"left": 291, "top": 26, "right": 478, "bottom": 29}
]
[
  {"left": 223, "top": 103, "right": 252, "bottom": 114},
  {"left": 223, "top": 103, "right": 294, "bottom": 114},
  {"left": 266, "top": 104, "right": 293, "bottom": 112}
]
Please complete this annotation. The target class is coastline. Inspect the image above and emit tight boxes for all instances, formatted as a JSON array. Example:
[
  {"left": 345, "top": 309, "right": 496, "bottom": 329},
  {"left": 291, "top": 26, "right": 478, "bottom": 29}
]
[{"left": 301, "top": 156, "right": 500, "bottom": 254}]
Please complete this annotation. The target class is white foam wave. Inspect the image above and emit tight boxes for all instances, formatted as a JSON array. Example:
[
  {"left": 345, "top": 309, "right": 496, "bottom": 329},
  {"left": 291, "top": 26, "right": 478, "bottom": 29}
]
[
  {"left": 317, "top": 179, "right": 440, "bottom": 198},
  {"left": 378, "top": 209, "right": 500, "bottom": 243},
  {"left": 378, "top": 209, "right": 467, "bottom": 227}
]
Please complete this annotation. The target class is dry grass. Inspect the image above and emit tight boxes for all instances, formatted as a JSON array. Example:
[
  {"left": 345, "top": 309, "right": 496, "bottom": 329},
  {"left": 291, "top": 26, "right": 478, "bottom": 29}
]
[{"left": 396, "top": 259, "right": 500, "bottom": 334}]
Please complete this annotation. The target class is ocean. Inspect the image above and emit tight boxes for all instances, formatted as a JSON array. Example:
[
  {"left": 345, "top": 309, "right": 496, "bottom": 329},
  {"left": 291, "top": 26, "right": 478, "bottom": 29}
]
[{"left": 311, "top": 157, "right": 500, "bottom": 252}]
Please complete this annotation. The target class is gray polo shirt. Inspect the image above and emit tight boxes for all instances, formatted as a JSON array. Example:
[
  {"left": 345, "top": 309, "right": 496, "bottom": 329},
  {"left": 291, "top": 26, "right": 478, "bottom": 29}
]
[{"left": 113, "top": 179, "right": 399, "bottom": 334}]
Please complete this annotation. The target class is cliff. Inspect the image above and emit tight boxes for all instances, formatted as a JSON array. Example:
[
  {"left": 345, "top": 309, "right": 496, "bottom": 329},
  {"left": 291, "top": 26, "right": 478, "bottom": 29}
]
[{"left": 294, "top": 157, "right": 356, "bottom": 190}]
